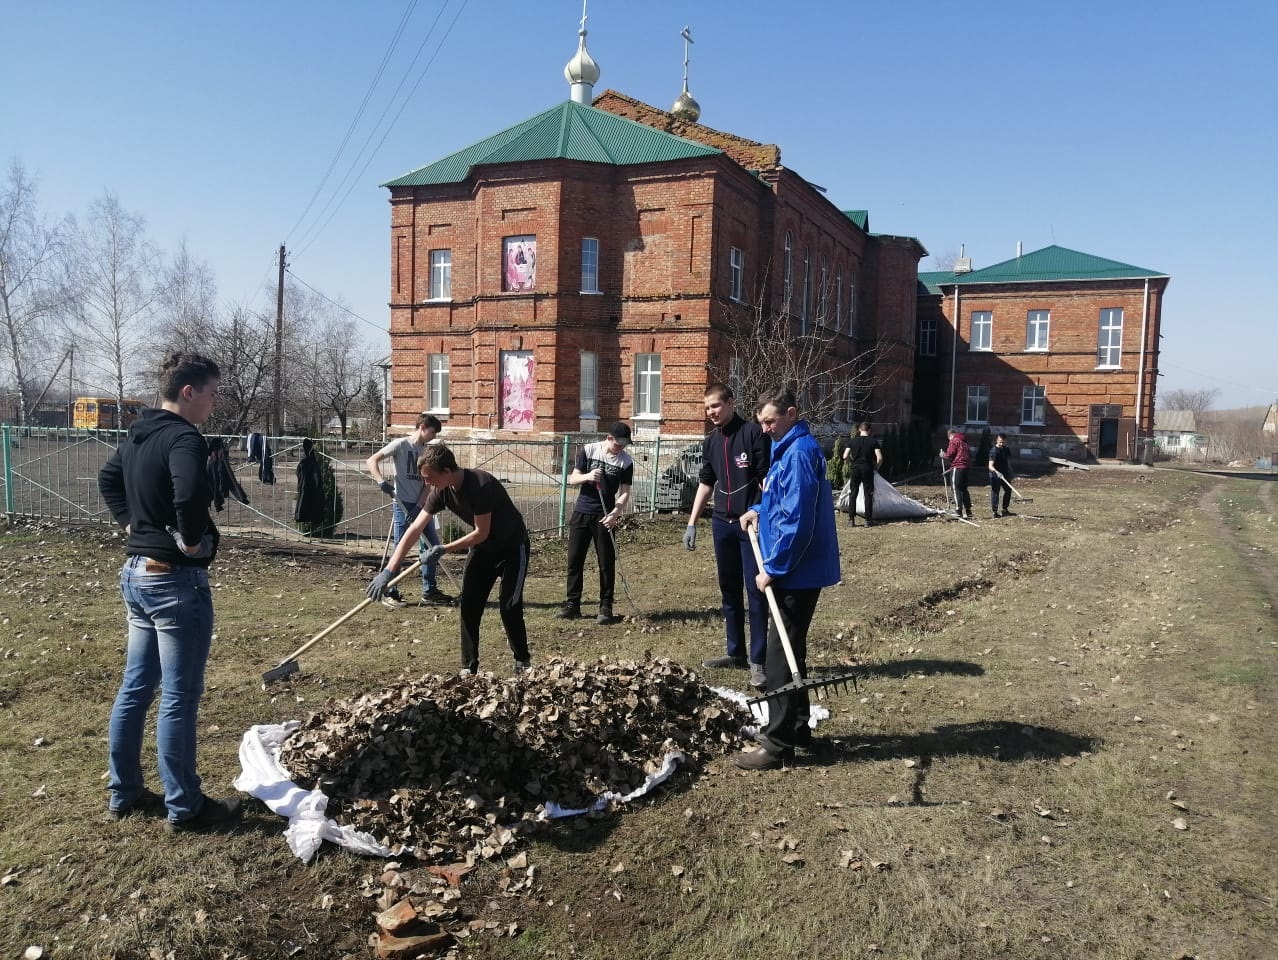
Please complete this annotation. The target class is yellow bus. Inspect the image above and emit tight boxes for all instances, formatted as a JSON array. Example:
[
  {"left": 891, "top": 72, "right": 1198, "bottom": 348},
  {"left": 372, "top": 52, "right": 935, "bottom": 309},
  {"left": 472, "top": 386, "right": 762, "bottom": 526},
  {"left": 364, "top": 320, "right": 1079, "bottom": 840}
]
[{"left": 72, "top": 397, "right": 144, "bottom": 430}]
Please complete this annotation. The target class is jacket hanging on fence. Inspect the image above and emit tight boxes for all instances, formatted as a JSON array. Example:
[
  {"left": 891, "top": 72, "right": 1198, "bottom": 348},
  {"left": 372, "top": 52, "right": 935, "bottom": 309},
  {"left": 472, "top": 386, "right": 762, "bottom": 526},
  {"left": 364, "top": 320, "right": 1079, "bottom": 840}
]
[
  {"left": 258, "top": 438, "right": 275, "bottom": 485},
  {"left": 246, "top": 432, "right": 263, "bottom": 463},
  {"left": 207, "top": 437, "right": 250, "bottom": 512},
  {"left": 294, "top": 440, "right": 326, "bottom": 526}
]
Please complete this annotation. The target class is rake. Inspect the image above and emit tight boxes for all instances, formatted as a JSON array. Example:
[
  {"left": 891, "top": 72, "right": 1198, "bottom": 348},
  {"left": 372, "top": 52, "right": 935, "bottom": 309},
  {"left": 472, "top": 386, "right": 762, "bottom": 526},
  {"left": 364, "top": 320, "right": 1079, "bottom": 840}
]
[
  {"left": 991, "top": 469, "right": 1033, "bottom": 503},
  {"left": 261, "top": 559, "right": 422, "bottom": 684},
  {"left": 940, "top": 460, "right": 980, "bottom": 527},
  {"left": 744, "top": 525, "right": 857, "bottom": 709}
]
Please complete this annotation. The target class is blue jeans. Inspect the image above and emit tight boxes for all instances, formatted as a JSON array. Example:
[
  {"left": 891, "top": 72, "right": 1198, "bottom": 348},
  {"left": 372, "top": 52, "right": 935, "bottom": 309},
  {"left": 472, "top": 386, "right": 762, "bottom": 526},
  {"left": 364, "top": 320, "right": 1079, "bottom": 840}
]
[
  {"left": 107, "top": 556, "right": 214, "bottom": 821},
  {"left": 392, "top": 500, "right": 441, "bottom": 594},
  {"left": 710, "top": 514, "right": 769, "bottom": 665}
]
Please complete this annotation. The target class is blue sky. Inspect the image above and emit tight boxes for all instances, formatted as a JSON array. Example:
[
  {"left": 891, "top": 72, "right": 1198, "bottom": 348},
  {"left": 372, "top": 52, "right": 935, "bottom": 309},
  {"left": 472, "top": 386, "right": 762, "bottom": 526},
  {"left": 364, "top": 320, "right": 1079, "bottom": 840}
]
[{"left": 4, "top": 0, "right": 1275, "bottom": 409}]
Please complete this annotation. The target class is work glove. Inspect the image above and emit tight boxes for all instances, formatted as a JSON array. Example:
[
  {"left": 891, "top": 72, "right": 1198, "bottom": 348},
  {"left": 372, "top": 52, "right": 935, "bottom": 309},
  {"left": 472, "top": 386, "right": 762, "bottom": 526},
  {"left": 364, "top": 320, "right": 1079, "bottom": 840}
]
[
  {"left": 422, "top": 544, "right": 446, "bottom": 567},
  {"left": 378, "top": 480, "right": 394, "bottom": 497},
  {"left": 682, "top": 524, "right": 697, "bottom": 551},
  {"left": 366, "top": 568, "right": 396, "bottom": 600},
  {"left": 166, "top": 525, "right": 214, "bottom": 560}
]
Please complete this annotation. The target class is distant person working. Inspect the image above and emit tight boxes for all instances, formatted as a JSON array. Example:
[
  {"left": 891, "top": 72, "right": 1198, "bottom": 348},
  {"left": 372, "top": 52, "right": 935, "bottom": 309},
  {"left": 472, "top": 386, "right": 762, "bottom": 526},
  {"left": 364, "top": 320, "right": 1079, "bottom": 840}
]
[{"left": 842, "top": 421, "right": 884, "bottom": 526}]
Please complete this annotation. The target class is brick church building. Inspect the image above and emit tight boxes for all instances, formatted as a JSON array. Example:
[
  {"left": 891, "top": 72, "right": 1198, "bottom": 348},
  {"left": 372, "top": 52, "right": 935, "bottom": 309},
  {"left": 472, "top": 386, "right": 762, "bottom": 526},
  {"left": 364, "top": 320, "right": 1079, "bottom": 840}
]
[{"left": 380, "top": 25, "right": 925, "bottom": 439}]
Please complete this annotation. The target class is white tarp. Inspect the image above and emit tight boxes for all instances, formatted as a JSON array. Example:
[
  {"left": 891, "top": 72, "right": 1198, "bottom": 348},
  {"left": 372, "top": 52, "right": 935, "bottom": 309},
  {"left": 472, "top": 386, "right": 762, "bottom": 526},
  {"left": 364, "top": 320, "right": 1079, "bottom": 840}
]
[{"left": 836, "top": 473, "right": 939, "bottom": 520}]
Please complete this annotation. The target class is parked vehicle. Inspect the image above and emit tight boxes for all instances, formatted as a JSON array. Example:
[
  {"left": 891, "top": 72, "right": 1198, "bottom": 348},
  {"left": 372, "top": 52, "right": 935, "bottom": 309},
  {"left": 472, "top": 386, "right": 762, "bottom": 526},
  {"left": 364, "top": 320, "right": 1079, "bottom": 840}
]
[{"left": 72, "top": 397, "right": 144, "bottom": 430}]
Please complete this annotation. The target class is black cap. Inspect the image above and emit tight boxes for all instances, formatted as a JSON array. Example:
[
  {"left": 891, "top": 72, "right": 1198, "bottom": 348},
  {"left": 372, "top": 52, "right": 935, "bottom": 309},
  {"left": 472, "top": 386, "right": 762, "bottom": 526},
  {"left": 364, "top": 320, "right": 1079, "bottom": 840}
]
[{"left": 609, "top": 421, "right": 632, "bottom": 445}]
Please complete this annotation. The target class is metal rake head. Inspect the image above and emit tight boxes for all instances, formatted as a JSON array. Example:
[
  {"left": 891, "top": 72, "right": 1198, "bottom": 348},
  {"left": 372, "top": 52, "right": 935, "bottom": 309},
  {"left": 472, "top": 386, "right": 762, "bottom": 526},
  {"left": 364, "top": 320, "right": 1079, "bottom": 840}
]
[{"left": 746, "top": 671, "right": 858, "bottom": 709}]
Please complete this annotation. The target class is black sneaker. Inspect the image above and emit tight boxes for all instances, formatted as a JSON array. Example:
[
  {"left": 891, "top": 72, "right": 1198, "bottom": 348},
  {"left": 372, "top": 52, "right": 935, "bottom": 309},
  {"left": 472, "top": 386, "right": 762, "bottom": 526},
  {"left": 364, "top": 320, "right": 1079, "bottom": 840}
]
[
  {"left": 107, "top": 787, "right": 165, "bottom": 822},
  {"left": 421, "top": 588, "right": 455, "bottom": 606},
  {"left": 596, "top": 606, "right": 621, "bottom": 625},
  {"left": 701, "top": 655, "right": 748, "bottom": 669},
  {"left": 165, "top": 794, "right": 243, "bottom": 834},
  {"left": 554, "top": 604, "right": 581, "bottom": 620}
]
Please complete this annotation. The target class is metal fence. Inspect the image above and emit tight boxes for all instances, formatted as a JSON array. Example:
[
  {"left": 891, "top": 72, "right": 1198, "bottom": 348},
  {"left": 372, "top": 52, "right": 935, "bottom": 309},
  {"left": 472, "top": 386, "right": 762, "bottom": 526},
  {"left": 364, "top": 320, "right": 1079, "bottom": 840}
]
[{"left": 0, "top": 424, "right": 703, "bottom": 547}]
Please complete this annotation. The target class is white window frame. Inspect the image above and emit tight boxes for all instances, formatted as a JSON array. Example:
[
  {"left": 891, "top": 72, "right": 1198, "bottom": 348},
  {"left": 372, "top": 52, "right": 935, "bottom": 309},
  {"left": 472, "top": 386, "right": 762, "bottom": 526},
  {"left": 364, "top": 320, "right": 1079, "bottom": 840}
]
[
  {"left": 835, "top": 271, "right": 843, "bottom": 332},
  {"left": 581, "top": 237, "right": 600, "bottom": 294},
  {"left": 428, "top": 249, "right": 451, "bottom": 301},
  {"left": 918, "top": 316, "right": 937, "bottom": 356},
  {"left": 1026, "top": 309, "right": 1050, "bottom": 351},
  {"left": 1022, "top": 385, "right": 1046, "bottom": 425},
  {"left": 427, "top": 353, "right": 450, "bottom": 413},
  {"left": 966, "top": 384, "right": 989, "bottom": 424},
  {"left": 970, "top": 311, "right": 993, "bottom": 351},
  {"left": 634, "top": 353, "right": 662, "bottom": 419},
  {"left": 729, "top": 246, "right": 745, "bottom": 302},
  {"left": 1098, "top": 307, "right": 1123, "bottom": 368},
  {"left": 579, "top": 351, "right": 598, "bottom": 417},
  {"left": 818, "top": 257, "right": 829, "bottom": 325},
  {"left": 801, "top": 249, "right": 812, "bottom": 334}
]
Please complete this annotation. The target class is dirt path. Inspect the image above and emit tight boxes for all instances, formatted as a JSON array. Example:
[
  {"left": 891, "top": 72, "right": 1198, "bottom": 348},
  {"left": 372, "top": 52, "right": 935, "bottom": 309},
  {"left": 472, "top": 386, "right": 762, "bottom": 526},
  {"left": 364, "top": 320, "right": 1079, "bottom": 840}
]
[{"left": 1198, "top": 476, "right": 1278, "bottom": 625}]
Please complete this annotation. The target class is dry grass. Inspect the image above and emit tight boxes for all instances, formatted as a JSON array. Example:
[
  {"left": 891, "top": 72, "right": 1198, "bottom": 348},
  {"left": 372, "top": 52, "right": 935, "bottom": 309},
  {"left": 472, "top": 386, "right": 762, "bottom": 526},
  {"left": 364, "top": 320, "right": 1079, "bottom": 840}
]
[{"left": 1, "top": 466, "right": 1275, "bottom": 959}]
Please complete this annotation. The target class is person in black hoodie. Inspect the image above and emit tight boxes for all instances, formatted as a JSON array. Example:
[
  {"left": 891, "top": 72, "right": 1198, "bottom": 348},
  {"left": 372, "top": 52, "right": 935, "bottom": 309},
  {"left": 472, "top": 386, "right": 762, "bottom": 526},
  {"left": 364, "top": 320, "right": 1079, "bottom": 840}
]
[
  {"left": 682, "top": 383, "right": 771, "bottom": 689},
  {"left": 98, "top": 352, "right": 243, "bottom": 832}
]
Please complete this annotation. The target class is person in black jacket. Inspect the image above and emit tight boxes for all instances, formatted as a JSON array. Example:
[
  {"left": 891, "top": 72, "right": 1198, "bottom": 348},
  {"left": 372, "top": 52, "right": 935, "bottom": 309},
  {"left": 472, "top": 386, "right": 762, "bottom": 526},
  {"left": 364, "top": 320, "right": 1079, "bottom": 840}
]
[
  {"left": 98, "top": 352, "right": 243, "bottom": 833},
  {"left": 841, "top": 421, "right": 884, "bottom": 526},
  {"left": 682, "top": 383, "right": 771, "bottom": 689},
  {"left": 988, "top": 433, "right": 1016, "bottom": 518}
]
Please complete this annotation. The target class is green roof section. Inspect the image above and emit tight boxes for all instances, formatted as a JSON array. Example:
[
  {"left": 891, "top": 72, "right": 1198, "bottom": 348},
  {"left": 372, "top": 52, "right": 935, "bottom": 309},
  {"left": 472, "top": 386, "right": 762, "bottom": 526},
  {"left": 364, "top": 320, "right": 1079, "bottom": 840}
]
[
  {"left": 947, "top": 245, "right": 1167, "bottom": 285},
  {"left": 917, "top": 270, "right": 953, "bottom": 296},
  {"left": 382, "top": 100, "right": 723, "bottom": 188},
  {"left": 842, "top": 209, "right": 869, "bottom": 231}
]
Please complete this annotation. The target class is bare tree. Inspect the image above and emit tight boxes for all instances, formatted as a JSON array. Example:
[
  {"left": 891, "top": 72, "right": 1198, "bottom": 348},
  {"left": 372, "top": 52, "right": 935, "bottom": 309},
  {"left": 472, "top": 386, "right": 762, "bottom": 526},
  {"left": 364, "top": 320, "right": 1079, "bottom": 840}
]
[
  {"left": 0, "top": 160, "right": 73, "bottom": 424},
  {"left": 305, "top": 312, "right": 378, "bottom": 439},
  {"left": 709, "top": 269, "right": 893, "bottom": 431},
  {"left": 1162, "top": 387, "right": 1219, "bottom": 415},
  {"left": 152, "top": 239, "right": 219, "bottom": 361},
  {"left": 68, "top": 191, "right": 160, "bottom": 405},
  {"left": 204, "top": 304, "right": 274, "bottom": 435}
]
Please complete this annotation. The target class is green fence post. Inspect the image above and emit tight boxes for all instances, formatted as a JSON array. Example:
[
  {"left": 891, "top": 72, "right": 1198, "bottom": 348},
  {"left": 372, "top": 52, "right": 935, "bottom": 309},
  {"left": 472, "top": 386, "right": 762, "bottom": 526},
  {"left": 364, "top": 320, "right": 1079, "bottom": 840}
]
[
  {"left": 2, "top": 424, "right": 12, "bottom": 520},
  {"left": 649, "top": 434, "right": 661, "bottom": 517},
  {"left": 557, "top": 434, "right": 570, "bottom": 538}
]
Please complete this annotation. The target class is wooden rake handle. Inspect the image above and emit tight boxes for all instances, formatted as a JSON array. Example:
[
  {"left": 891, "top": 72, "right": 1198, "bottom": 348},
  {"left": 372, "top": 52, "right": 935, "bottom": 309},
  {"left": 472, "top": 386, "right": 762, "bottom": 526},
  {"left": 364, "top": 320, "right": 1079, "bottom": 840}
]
[
  {"left": 746, "top": 524, "right": 804, "bottom": 681},
  {"left": 268, "top": 559, "right": 423, "bottom": 668}
]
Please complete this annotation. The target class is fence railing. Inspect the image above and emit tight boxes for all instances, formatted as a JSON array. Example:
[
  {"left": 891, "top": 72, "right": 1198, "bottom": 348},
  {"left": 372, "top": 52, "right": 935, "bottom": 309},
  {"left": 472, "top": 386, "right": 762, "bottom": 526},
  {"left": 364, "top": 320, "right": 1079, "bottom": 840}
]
[{"left": 0, "top": 425, "right": 704, "bottom": 547}]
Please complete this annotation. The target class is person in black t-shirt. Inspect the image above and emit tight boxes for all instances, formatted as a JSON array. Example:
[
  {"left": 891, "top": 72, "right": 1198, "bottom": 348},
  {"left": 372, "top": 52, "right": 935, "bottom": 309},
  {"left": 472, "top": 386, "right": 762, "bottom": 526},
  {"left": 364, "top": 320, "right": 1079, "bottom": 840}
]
[
  {"left": 367, "top": 444, "right": 530, "bottom": 675},
  {"left": 988, "top": 433, "right": 1016, "bottom": 518},
  {"left": 842, "top": 422, "right": 884, "bottom": 526},
  {"left": 556, "top": 422, "right": 634, "bottom": 624}
]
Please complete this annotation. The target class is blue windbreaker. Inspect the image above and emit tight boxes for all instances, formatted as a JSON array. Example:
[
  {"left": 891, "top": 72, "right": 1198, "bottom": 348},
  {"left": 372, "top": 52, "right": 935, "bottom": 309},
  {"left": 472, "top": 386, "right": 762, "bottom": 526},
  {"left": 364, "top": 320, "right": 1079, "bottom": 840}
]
[{"left": 757, "top": 420, "right": 841, "bottom": 589}]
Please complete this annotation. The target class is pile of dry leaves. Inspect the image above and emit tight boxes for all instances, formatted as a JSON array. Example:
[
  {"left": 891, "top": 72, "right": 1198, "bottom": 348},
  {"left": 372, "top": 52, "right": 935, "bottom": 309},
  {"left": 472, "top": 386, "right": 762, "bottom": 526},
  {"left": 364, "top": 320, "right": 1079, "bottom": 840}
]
[{"left": 279, "top": 656, "right": 748, "bottom": 862}]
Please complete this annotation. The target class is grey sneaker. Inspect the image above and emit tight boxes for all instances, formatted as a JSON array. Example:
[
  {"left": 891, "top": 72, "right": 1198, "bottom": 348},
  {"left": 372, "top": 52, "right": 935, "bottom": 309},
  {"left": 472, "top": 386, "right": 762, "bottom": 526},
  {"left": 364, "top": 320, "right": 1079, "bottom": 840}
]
[
  {"left": 596, "top": 606, "right": 621, "bottom": 625},
  {"left": 381, "top": 593, "right": 408, "bottom": 609},
  {"left": 513, "top": 660, "right": 531, "bottom": 675},
  {"left": 748, "top": 661, "right": 766, "bottom": 689},
  {"left": 459, "top": 668, "right": 474, "bottom": 677},
  {"left": 702, "top": 655, "right": 748, "bottom": 669},
  {"left": 421, "top": 588, "right": 455, "bottom": 606}
]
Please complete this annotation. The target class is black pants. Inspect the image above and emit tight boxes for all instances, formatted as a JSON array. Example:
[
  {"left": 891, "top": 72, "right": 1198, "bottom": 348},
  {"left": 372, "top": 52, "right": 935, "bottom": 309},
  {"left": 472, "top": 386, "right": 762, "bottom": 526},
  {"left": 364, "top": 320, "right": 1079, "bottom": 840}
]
[
  {"left": 989, "top": 476, "right": 1012, "bottom": 512},
  {"left": 564, "top": 510, "right": 615, "bottom": 607},
  {"left": 760, "top": 586, "right": 820, "bottom": 755},
  {"left": 951, "top": 467, "right": 972, "bottom": 516},
  {"left": 458, "top": 539, "right": 530, "bottom": 672},
  {"left": 850, "top": 466, "right": 875, "bottom": 521}
]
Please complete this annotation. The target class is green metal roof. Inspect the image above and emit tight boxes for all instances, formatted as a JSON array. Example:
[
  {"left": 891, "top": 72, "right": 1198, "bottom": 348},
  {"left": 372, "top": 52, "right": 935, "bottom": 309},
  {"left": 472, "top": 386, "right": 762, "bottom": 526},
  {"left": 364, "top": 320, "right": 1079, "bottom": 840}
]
[
  {"left": 917, "top": 270, "right": 952, "bottom": 296},
  {"left": 381, "top": 100, "right": 722, "bottom": 188},
  {"left": 946, "top": 245, "right": 1167, "bottom": 285},
  {"left": 842, "top": 209, "right": 869, "bottom": 231}
]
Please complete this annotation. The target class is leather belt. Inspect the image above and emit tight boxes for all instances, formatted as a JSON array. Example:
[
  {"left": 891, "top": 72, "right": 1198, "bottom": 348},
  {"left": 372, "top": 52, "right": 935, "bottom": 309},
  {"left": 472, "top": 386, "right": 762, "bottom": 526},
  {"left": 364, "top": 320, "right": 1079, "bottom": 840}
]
[{"left": 141, "top": 558, "right": 172, "bottom": 573}]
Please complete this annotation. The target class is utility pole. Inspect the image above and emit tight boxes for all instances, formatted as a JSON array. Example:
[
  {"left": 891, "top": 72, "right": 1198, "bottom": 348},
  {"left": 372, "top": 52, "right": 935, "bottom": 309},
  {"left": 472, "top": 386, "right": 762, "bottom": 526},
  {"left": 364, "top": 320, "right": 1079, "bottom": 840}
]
[{"left": 274, "top": 244, "right": 286, "bottom": 435}]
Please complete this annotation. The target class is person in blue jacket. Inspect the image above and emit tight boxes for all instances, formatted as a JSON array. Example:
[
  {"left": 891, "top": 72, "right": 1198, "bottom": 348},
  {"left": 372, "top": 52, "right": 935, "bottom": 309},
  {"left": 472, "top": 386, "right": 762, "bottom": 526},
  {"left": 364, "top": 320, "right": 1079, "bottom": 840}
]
[{"left": 735, "top": 387, "right": 841, "bottom": 770}]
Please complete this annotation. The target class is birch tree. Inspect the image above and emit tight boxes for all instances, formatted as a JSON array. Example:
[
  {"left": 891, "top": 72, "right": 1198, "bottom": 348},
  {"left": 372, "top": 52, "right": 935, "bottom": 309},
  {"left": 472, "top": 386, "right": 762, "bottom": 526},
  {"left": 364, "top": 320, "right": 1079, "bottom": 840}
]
[{"left": 0, "top": 160, "right": 72, "bottom": 424}]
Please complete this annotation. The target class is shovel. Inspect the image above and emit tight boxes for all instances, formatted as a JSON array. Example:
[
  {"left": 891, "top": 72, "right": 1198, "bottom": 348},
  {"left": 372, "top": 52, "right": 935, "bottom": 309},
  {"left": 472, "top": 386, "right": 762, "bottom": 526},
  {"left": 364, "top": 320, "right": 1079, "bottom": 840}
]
[
  {"left": 744, "top": 525, "right": 857, "bottom": 709},
  {"left": 261, "top": 560, "right": 422, "bottom": 684}
]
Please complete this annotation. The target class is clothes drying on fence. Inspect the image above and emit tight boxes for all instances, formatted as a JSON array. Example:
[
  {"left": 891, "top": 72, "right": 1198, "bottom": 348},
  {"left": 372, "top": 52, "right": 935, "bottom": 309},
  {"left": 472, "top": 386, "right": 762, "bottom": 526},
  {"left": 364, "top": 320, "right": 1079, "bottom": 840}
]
[
  {"left": 246, "top": 432, "right": 263, "bottom": 463},
  {"left": 294, "top": 438, "right": 325, "bottom": 526},
  {"left": 836, "top": 473, "right": 938, "bottom": 520},
  {"left": 206, "top": 436, "right": 249, "bottom": 512},
  {"left": 257, "top": 438, "right": 275, "bottom": 485}
]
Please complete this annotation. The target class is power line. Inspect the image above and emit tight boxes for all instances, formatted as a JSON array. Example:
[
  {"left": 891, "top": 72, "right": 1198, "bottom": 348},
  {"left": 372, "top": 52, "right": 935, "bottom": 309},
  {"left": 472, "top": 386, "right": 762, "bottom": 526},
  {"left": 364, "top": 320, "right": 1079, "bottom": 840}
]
[
  {"left": 284, "top": 266, "right": 385, "bottom": 334},
  {"left": 284, "top": 0, "right": 420, "bottom": 245},
  {"left": 293, "top": 0, "right": 467, "bottom": 257},
  {"left": 1158, "top": 358, "right": 1275, "bottom": 398}
]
